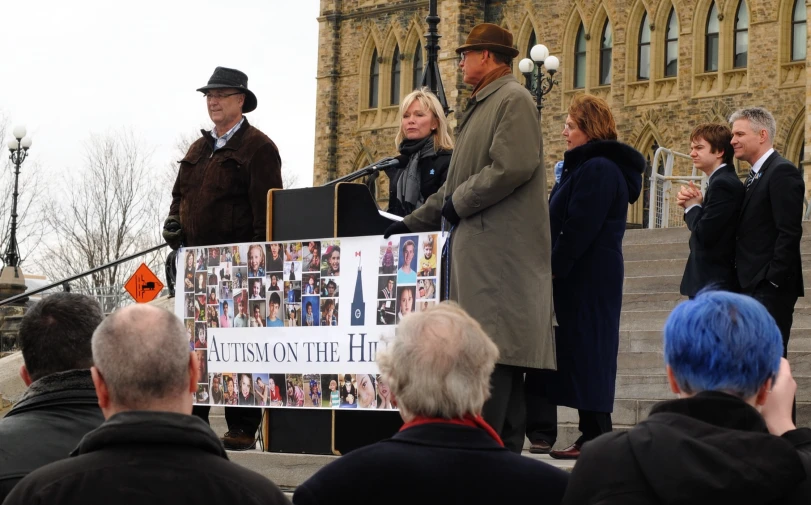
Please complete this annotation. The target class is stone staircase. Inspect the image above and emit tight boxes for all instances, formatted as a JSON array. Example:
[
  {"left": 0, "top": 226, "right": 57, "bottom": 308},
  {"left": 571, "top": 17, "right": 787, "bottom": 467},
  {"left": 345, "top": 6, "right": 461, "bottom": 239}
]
[
  {"left": 546, "top": 223, "right": 811, "bottom": 450},
  {"left": 3, "top": 224, "right": 810, "bottom": 490}
]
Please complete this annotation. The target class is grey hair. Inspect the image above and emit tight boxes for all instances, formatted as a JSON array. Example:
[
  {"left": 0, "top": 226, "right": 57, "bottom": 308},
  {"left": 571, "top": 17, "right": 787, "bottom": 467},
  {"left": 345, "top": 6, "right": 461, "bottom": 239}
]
[
  {"left": 92, "top": 305, "right": 191, "bottom": 409},
  {"left": 729, "top": 107, "right": 776, "bottom": 144},
  {"left": 376, "top": 302, "right": 499, "bottom": 420}
]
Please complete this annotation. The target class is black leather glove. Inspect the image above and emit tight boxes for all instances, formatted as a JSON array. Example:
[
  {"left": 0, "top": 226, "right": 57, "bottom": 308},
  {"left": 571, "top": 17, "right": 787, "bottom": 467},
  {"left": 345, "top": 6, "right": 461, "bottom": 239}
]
[
  {"left": 384, "top": 220, "right": 410, "bottom": 239},
  {"left": 162, "top": 215, "right": 184, "bottom": 250},
  {"left": 441, "top": 197, "right": 461, "bottom": 226}
]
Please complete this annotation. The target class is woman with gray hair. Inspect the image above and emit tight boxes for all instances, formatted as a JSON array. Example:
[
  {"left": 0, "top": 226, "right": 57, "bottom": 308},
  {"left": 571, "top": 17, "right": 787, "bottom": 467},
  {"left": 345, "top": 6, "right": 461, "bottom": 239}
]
[
  {"left": 387, "top": 88, "right": 454, "bottom": 216},
  {"left": 377, "top": 302, "right": 498, "bottom": 423},
  {"left": 294, "top": 301, "right": 570, "bottom": 505}
]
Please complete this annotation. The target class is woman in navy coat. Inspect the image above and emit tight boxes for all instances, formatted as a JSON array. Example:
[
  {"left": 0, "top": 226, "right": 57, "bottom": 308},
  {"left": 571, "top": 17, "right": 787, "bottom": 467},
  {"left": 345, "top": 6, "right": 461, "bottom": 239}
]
[{"left": 526, "top": 94, "right": 646, "bottom": 459}]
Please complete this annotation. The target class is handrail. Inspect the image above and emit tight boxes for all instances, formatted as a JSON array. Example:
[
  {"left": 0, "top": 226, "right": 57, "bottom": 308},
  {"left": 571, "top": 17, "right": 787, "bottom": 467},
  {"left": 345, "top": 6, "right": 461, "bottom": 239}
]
[
  {"left": 647, "top": 147, "right": 699, "bottom": 229},
  {"left": 0, "top": 243, "right": 169, "bottom": 307}
]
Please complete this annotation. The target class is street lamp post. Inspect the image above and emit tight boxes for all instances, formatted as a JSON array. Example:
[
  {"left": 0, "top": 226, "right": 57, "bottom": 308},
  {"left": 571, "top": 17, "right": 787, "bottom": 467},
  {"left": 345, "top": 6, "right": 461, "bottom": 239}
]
[
  {"left": 421, "top": 0, "right": 451, "bottom": 115},
  {"left": 2, "top": 126, "right": 32, "bottom": 289},
  {"left": 518, "top": 44, "right": 560, "bottom": 112}
]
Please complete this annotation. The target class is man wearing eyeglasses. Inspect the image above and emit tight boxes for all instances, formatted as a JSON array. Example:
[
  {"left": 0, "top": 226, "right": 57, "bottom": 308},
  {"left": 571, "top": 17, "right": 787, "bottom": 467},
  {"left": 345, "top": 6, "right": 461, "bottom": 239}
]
[{"left": 163, "top": 66, "right": 282, "bottom": 451}]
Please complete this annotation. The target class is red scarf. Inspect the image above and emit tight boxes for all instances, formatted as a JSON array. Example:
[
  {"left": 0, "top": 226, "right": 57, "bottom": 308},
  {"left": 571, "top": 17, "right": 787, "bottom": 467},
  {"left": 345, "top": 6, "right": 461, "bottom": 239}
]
[{"left": 399, "top": 414, "right": 504, "bottom": 447}]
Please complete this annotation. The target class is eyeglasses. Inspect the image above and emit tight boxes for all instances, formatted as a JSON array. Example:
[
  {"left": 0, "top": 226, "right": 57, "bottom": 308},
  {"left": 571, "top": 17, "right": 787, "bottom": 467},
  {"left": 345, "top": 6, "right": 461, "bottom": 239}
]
[
  {"left": 563, "top": 122, "right": 578, "bottom": 132},
  {"left": 459, "top": 50, "right": 481, "bottom": 62},
  {"left": 204, "top": 92, "right": 243, "bottom": 101}
]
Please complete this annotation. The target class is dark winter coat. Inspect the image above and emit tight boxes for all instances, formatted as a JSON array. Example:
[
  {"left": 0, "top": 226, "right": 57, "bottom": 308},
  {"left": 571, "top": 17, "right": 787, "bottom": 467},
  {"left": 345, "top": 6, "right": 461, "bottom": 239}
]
[
  {"left": 562, "top": 392, "right": 811, "bottom": 505},
  {"left": 169, "top": 118, "right": 282, "bottom": 247},
  {"left": 0, "top": 369, "right": 104, "bottom": 501},
  {"left": 680, "top": 164, "right": 745, "bottom": 296},
  {"left": 3, "top": 411, "right": 290, "bottom": 505},
  {"left": 403, "top": 75, "right": 556, "bottom": 369},
  {"left": 545, "top": 140, "right": 645, "bottom": 412},
  {"left": 386, "top": 149, "right": 452, "bottom": 217},
  {"left": 293, "top": 423, "right": 569, "bottom": 505}
]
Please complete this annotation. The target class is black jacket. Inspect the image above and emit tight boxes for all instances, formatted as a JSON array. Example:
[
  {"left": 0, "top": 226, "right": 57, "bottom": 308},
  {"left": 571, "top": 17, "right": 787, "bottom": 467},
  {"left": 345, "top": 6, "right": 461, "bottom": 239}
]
[
  {"left": 3, "top": 411, "right": 290, "bottom": 505},
  {"left": 387, "top": 149, "right": 452, "bottom": 217},
  {"left": 294, "top": 422, "right": 569, "bottom": 505},
  {"left": 0, "top": 369, "right": 104, "bottom": 501},
  {"left": 736, "top": 151, "right": 805, "bottom": 296},
  {"left": 562, "top": 391, "right": 811, "bottom": 505},
  {"left": 680, "top": 164, "right": 745, "bottom": 296}
]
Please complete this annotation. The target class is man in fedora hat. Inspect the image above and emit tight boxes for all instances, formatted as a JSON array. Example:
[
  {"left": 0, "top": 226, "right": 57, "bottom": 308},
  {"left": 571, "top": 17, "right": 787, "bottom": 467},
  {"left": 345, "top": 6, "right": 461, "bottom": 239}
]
[
  {"left": 163, "top": 66, "right": 282, "bottom": 450},
  {"left": 384, "top": 24, "right": 555, "bottom": 453}
]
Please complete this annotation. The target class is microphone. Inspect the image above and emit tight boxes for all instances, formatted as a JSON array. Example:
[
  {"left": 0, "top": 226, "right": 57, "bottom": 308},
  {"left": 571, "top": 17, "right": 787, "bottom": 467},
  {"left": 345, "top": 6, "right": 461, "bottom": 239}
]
[{"left": 370, "top": 157, "right": 403, "bottom": 170}]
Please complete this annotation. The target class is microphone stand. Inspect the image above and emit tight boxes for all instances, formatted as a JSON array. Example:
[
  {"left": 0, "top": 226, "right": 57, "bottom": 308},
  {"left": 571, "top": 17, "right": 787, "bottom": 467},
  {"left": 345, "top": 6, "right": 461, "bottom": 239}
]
[{"left": 323, "top": 157, "right": 400, "bottom": 186}]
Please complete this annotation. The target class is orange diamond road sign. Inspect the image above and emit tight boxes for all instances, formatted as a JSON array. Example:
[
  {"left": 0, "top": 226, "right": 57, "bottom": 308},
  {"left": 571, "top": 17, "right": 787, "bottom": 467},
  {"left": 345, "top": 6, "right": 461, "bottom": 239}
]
[{"left": 125, "top": 263, "right": 165, "bottom": 303}]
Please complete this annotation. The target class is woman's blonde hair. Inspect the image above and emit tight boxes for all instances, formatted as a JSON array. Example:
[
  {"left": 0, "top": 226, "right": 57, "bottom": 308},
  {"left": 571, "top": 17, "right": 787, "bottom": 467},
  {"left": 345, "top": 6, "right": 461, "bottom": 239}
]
[
  {"left": 568, "top": 94, "right": 618, "bottom": 141},
  {"left": 395, "top": 87, "right": 454, "bottom": 151}
]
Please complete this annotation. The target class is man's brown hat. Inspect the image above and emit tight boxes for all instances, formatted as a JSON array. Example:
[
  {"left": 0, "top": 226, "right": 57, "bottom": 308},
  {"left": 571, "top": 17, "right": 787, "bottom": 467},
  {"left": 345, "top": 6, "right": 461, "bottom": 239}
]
[{"left": 456, "top": 23, "right": 519, "bottom": 58}]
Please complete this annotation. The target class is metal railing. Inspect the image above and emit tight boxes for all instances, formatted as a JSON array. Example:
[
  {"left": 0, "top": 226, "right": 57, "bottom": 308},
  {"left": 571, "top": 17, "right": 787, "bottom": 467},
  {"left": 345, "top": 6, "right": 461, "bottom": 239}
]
[
  {"left": 647, "top": 147, "right": 703, "bottom": 229},
  {"left": 0, "top": 243, "right": 170, "bottom": 309}
]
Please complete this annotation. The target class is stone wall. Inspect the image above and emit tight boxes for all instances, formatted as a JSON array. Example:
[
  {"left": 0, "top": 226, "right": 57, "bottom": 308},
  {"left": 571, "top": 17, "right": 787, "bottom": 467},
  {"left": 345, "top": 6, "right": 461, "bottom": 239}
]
[{"left": 314, "top": 0, "right": 810, "bottom": 221}]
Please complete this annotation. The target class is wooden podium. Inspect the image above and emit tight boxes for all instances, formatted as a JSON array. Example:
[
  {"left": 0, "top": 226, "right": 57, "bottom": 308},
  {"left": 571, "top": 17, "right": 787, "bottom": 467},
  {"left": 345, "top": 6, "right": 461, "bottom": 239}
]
[{"left": 262, "top": 183, "right": 404, "bottom": 455}]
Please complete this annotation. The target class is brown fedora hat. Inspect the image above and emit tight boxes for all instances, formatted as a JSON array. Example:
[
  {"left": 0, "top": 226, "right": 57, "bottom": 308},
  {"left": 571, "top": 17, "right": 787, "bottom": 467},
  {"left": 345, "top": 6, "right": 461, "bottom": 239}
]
[{"left": 456, "top": 23, "right": 519, "bottom": 58}]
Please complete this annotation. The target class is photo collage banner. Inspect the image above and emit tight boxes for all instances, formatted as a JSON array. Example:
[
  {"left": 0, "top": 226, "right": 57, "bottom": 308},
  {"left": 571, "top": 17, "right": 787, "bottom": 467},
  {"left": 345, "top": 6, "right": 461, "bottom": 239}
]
[{"left": 174, "top": 233, "right": 442, "bottom": 410}]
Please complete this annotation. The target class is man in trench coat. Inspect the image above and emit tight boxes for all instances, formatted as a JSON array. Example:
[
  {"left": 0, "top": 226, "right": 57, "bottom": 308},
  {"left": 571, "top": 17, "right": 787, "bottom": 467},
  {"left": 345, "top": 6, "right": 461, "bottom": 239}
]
[{"left": 385, "top": 23, "right": 555, "bottom": 453}]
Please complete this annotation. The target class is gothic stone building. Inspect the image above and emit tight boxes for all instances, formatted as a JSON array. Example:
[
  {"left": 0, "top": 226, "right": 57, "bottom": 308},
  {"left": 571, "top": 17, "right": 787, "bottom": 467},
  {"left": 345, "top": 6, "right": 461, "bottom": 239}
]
[{"left": 313, "top": 0, "right": 809, "bottom": 226}]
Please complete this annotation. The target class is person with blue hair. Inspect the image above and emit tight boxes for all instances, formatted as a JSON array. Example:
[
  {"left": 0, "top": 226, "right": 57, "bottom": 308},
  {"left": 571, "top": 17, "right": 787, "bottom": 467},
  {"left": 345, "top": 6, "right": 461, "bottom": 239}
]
[{"left": 561, "top": 290, "right": 811, "bottom": 505}]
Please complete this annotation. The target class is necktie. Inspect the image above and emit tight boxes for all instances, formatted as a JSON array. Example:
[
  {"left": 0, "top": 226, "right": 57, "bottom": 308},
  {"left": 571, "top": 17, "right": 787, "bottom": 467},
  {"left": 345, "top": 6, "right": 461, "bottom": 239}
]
[{"left": 745, "top": 169, "right": 757, "bottom": 188}]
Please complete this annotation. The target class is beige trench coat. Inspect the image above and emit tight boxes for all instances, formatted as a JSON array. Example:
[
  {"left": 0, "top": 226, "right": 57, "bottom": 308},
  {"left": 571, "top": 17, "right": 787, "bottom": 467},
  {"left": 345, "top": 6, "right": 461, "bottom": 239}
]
[{"left": 404, "top": 75, "right": 556, "bottom": 369}]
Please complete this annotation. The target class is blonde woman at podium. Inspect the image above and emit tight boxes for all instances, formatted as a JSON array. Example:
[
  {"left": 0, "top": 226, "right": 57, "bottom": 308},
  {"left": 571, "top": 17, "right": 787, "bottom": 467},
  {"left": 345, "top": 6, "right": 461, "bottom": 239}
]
[{"left": 387, "top": 88, "right": 454, "bottom": 216}]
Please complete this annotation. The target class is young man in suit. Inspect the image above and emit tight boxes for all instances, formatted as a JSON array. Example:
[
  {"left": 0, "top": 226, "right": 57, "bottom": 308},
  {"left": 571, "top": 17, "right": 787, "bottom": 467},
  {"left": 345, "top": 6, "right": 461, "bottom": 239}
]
[
  {"left": 677, "top": 124, "right": 745, "bottom": 297},
  {"left": 731, "top": 107, "right": 804, "bottom": 354}
]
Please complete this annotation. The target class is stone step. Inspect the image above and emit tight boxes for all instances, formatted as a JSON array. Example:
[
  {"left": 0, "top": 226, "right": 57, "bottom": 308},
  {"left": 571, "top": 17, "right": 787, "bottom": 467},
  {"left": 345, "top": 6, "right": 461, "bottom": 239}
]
[
  {"left": 625, "top": 271, "right": 811, "bottom": 296},
  {"left": 623, "top": 221, "right": 811, "bottom": 246},
  {"left": 620, "top": 307, "right": 811, "bottom": 332},
  {"left": 624, "top": 255, "right": 811, "bottom": 279},
  {"left": 624, "top": 242, "right": 688, "bottom": 261},
  {"left": 622, "top": 292, "right": 685, "bottom": 311}
]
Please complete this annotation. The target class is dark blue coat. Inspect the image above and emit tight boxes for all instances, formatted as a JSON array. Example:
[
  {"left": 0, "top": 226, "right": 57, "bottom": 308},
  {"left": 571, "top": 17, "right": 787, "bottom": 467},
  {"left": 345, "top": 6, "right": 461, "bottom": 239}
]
[
  {"left": 545, "top": 140, "right": 645, "bottom": 412},
  {"left": 293, "top": 423, "right": 569, "bottom": 505}
]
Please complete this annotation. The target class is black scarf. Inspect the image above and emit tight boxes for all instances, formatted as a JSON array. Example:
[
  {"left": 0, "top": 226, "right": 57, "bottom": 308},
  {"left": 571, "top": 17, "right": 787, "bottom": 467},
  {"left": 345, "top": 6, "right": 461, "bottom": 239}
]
[{"left": 396, "top": 136, "right": 435, "bottom": 213}]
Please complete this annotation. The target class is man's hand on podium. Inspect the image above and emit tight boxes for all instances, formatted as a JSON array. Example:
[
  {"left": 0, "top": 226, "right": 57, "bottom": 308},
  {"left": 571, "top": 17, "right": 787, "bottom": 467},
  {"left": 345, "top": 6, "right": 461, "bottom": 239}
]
[{"left": 384, "top": 221, "right": 410, "bottom": 238}]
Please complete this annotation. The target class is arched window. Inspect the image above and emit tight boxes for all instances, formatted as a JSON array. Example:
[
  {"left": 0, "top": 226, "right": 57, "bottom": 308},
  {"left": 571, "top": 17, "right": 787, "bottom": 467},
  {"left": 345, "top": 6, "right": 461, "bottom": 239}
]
[
  {"left": 705, "top": 3, "right": 719, "bottom": 72},
  {"left": 574, "top": 23, "right": 586, "bottom": 88},
  {"left": 369, "top": 49, "right": 379, "bottom": 108},
  {"left": 665, "top": 8, "right": 679, "bottom": 77},
  {"left": 792, "top": 0, "right": 807, "bottom": 61},
  {"left": 391, "top": 45, "right": 401, "bottom": 105},
  {"left": 733, "top": 0, "right": 748, "bottom": 68},
  {"left": 600, "top": 21, "right": 613, "bottom": 85},
  {"left": 412, "top": 41, "right": 423, "bottom": 89},
  {"left": 638, "top": 14, "right": 651, "bottom": 80}
]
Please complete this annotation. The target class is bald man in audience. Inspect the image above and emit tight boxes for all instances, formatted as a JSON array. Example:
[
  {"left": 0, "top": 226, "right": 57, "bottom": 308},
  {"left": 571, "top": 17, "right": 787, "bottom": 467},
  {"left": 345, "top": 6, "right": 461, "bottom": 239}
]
[{"left": 4, "top": 305, "right": 290, "bottom": 505}]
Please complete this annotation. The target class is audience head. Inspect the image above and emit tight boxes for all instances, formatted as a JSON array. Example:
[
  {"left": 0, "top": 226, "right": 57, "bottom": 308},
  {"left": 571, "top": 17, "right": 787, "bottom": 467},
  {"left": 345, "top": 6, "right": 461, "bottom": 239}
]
[
  {"left": 19, "top": 293, "right": 105, "bottom": 384},
  {"left": 91, "top": 305, "right": 196, "bottom": 416},
  {"left": 377, "top": 302, "right": 499, "bottom": 421},
  {"left": 663, "top": 290, "right": 782, "bottom": 401}
]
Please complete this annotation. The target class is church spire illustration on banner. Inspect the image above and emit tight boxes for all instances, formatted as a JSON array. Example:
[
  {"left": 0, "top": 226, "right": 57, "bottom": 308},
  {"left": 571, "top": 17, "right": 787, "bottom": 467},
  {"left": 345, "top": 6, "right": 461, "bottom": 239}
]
[{"left": 351, "top": 250, "right": 365, "bottom": 325}]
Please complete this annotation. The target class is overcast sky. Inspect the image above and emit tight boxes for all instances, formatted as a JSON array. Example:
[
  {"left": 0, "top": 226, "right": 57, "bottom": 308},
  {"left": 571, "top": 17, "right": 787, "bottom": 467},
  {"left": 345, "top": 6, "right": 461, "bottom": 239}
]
[{"left": 1, "top": 0, "right": 320, "bottom": 188}]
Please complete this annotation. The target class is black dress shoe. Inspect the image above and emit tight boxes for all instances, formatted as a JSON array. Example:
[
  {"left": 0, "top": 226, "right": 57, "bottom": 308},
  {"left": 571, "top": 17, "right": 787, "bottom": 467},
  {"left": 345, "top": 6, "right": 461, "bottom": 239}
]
[
  {"left": 549, "top": 442, "right": 581, "bottom": 460},
  {"left": 528, "top": 441, "right": 552, "bottom": 454},
  {"left": 221, "top": 429, "right": 256, "bottom": 451}
]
